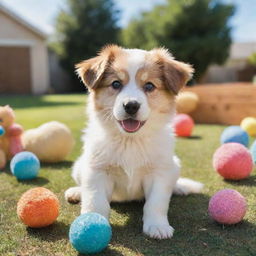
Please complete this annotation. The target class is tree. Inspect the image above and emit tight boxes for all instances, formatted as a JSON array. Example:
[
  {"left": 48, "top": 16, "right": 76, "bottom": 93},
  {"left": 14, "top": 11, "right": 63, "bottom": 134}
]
[
  {"left": 121, "top": 0, "right": 235, "bottom": 82},
  {"left": 248, "top": 53, "right": 256, "bottom": 67},
  {"left": 52, "top": 0, "right": 120, "bottom": 91}
]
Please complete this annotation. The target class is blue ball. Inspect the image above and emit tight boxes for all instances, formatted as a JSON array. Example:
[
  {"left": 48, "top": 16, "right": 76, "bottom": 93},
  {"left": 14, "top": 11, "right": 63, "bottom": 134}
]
[
  {"left": 251, "top": 140, "right": 256, "bottom": 164},
  {"left": 69, "top": 212, "right": 112, "bottom": 254},
  {"left": 220, "top": 126, "right": 249, "bottom": 147},
  {"left": 10, "top": 151, "right": 40, "bottom": 180},
  {"left": 0, "top": 126, "right": 5, "bottom": 136}
]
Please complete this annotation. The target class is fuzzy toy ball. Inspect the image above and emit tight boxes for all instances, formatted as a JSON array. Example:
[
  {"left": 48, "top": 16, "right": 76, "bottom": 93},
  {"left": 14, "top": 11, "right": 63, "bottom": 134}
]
[
  {"left": 241, "top": 117, "right": 256, "bottom": 137},
  {"left": 176, "top": 91, "right": 199, "bottom": 114},
  {"left": 213, "top": 143, "right": 253, "bottom": 180},
  {"left": 22, "top": 121, "right": 74, "bottom": 163},
  {"left": 10, "top": 151, "right": 40, "bottom": 180},
  {"left": 0, "top": 125, "right": 5, "bottom": 136},
  {"left": 208, "top": 189, "right": 247, "bottom": 225},
  {"left": 251, "top": 140, "right": 256, "bottom": 164},
  {"left": 173, "top": 114, "right": 194, "bottom": 137},
  {"left": 17, "top": 187, "right": 60, "bottom": 228},
  {"left": 220, "top": 126, "right": 249, "bottom": 147},
  {"left": 0, "top": 105, "right": 23, "bottom": 169},
  {"left": 69, "top": 212, "right": 112, "bottom": 254}
]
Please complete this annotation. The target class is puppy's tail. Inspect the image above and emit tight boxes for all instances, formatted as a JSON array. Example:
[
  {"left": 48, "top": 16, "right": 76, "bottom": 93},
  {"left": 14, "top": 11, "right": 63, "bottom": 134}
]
[{"left": 173, "top": 178, "right": 204, "bottom": 196}]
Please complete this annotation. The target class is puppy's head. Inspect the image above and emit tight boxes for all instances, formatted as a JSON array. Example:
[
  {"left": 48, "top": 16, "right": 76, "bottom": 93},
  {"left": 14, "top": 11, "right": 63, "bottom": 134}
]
[{"left": 76, "top": 45, "right": 193, "bottom": 134}]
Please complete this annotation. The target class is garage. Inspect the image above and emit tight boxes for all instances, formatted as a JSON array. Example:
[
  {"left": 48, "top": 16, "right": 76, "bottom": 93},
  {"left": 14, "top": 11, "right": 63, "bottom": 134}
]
[
  {"left": 0, "top": 2, "right": 49, "bottom": 94},
  {"left": 0, "top": 46, "right": 31, "bottom": 94}
]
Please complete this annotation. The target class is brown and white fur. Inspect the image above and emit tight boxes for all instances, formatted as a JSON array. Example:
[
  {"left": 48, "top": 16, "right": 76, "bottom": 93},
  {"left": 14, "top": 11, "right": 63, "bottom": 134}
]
[{"left": 65, "top": 45, "right": 203, "bottom": 239}]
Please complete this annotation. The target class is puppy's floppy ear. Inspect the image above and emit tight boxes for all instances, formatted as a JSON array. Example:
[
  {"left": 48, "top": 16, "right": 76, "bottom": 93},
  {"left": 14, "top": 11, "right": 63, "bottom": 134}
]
[
  {"left": 75, "top": 44, "right": 121, "bottom": 90},
  {"left": 163, "top": 59, "right": 194, "bottom": 94},
  {"left": 151, "top": 48, "right": 194, "bottom": 94},
  {"left": 76, "top": 56, "right": 108, "bottom": 89}
]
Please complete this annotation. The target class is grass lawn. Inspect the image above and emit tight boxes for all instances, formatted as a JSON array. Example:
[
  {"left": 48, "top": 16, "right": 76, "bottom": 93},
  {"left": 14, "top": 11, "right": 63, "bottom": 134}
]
[{"left": 0, "top": 94, "right": 256, "bottom": 256}]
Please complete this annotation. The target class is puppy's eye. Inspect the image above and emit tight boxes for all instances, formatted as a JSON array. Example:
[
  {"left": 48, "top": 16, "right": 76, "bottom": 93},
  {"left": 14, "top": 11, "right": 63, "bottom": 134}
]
[
  {"left": 143, "top": 82, "right": 156, "bottom": 92},
  {"left": 111, "top": 80, "right": 122, "bottom": 90},
  {"left": 0, "top": 119, "right": 2, "bottom": 123}
]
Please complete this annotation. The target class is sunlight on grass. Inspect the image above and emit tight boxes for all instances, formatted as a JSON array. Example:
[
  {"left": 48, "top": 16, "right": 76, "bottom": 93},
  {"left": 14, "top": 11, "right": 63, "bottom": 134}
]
[{"left": 0, "top": 94, "right": 256, "bottom": 256}]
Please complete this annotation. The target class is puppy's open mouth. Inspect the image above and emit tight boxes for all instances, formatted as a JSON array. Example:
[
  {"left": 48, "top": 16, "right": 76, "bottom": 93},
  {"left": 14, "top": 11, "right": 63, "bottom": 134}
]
[{"left": 118, "top": 118, "right": 146, "bottom": 133}]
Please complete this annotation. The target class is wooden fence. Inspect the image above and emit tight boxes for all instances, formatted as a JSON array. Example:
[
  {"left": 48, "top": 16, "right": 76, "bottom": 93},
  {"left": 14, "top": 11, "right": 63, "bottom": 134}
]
[{"left": 184, "top": 83, "right": 256, "bottom": 125}]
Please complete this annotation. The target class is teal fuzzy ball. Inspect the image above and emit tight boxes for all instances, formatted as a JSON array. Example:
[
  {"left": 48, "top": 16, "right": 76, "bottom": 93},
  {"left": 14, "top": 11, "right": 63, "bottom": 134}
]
[
  {"left": 0, "top": 125, "right": 5, "bottom": 136},
  {"left": 10, "top": 151, "right": 40, "bottom": 180},
  {"left": 221, "top": 126, "right": 249, "bottom": 147},
  {"left": 69, "top": 212, "right": 112, "bottom": 254},
  {"left": 251, "top": 140, "right": 256, "bottom": 164}
]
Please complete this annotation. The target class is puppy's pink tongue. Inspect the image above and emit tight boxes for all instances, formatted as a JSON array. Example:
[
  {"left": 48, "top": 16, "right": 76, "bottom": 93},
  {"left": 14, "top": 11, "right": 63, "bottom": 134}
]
[{"left": 121, "top": 119, "right": 141, "bottom": 132}]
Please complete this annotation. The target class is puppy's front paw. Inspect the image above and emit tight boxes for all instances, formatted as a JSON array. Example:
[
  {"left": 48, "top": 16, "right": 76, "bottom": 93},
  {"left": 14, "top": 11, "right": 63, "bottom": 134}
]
[
  {"left": 65, "top": 187, "right": 81, "bottom": 204},
  {"left": 143, "top": 223, "right": 174, "bottom": 239}
]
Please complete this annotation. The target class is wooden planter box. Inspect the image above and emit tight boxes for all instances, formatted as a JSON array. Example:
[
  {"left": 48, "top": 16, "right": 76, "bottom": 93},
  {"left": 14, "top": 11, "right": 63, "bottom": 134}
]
[{"left": 184, "top": 83, "right": 256, "bottom": 125}]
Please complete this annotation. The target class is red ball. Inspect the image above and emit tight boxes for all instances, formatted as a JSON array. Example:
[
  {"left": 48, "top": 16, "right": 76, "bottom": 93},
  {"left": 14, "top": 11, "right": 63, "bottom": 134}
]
[
  {"left": 213, "top": 143, "right": 253, "bottom": 180},
  {"left": 173, "top": 114, "right": 194, "bottom": 137},
  {"left": 208, "top": 189, "right": 247, "bottom": 225}
]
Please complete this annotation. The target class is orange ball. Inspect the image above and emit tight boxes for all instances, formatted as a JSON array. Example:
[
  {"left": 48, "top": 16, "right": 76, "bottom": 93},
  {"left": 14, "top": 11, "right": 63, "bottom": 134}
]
[{"left": 17, "top": 187, "right": 60, "bottom": 228}]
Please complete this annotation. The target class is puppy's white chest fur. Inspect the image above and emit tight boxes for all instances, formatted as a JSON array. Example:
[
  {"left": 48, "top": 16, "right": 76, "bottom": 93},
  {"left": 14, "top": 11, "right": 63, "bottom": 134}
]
[
  {"left": 106, "top": 164, "right": 146, "bottom": 202},
  {"left": 91, "top": 133, "right": 157, "bottom": 198},
  {"left": 105, "top": 136, "right": 154, "bottom": 201}
]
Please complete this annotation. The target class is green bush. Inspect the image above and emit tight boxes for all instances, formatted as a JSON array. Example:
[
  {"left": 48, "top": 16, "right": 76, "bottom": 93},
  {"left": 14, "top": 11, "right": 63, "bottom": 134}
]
[
  {"left": 121, "top": 0, "right": 235, "bottom": 81},
  {"left": 248, "top": 52, "right": 256, "bottom": 67},
  {"left": 51, "top": 0, "right": 120, "bottom": 91}
]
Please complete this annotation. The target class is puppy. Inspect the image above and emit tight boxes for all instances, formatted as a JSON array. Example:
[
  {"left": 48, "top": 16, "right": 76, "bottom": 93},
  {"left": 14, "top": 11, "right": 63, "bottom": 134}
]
[{"left": 65, "top": 45, "right": 203, "bottom": 239}]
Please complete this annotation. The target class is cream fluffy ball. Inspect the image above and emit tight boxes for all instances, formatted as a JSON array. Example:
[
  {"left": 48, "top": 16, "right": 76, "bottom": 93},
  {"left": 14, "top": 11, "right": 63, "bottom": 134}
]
[{"left": 22, "top": 121, "right": 74, "bottom": 163}]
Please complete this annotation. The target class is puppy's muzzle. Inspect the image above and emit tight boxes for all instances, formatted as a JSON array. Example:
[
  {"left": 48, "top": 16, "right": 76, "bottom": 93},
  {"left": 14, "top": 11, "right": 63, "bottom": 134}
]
[{"left": 123, "top": 101, "right": 140, "bottom": 115}]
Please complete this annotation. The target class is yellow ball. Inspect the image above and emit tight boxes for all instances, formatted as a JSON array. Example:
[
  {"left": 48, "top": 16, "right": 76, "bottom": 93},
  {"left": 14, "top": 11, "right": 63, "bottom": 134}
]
[
  {"left": 241, "top": 117, "right": 256, "bottom": 137},
  {"left": 176, "top": 92, "right": 199, "bottom": 114}
]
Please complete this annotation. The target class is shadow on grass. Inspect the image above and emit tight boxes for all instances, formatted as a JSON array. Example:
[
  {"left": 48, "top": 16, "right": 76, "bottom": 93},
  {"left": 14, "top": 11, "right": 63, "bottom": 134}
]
[
  {"left": 101, "top": 193, "right": 256, "bottom": 256},
  {"left": 1, "top": 160, "right": 73, "bottom": 174},
  {"left": 187, "top": 135, "right": 202, "bottom": 140},
  {"left": 26, "top": 211, "right": 126, "bottom": 256},
  {"left": 225, "top": 175, "right": 256, "bottom": 187},
  {"left": 0, "top": 95, "right": 81, "bottom": 109},
  {"left": 79, "top": 247, "right": 124, "bottom": 256},
  {"left": 27, "top": 221, "right": 70, "bottom": 242},
  {"left": 105, "top": 194, "right": 210, "bottom": 256},
  {"left": 18, "top": 176, "right": 49, "bottom": 186},
  {"left": 41, "top": 160, "right": 73, "bottom": 170},
  {"left": 0, "top": 164, "right": 49, "bottom": 185},
  {"left": 24, "top": 191, "right": 256, "bottom": 256},
  {"left": 177, "top": 135, "right": 202, "bottom": 140}
]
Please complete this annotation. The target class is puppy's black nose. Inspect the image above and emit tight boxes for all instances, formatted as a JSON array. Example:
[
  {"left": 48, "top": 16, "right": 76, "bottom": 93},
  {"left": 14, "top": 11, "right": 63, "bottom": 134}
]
[{"left": 123, "top": 101, "right": 140, "bottom": 115}]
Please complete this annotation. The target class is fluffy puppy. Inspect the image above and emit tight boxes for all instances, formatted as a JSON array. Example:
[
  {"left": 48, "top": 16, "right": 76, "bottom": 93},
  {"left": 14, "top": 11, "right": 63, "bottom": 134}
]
[{"left": 65, "top": 45, "right": 203, "bottom": 239}]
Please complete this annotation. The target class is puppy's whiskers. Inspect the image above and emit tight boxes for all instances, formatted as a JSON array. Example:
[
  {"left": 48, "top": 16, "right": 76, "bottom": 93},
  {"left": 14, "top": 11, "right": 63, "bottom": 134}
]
[{"left": 101, "top": 108, "right": 114, "bottom": 122}]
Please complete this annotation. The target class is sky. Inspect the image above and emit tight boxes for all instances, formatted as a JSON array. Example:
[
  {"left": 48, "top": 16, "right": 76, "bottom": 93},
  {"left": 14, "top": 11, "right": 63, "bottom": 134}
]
[{"left": 1, "top": 0, "right": 256, "bottom": 42}]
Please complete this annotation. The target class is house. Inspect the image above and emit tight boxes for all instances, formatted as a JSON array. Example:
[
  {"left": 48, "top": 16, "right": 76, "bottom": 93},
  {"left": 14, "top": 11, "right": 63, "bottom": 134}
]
[
  {"left": 0, "top": 2, "right": 50, "bottom": 94},
  {"left": 202, "top": 42, "right": 256, "bottom": 83}
]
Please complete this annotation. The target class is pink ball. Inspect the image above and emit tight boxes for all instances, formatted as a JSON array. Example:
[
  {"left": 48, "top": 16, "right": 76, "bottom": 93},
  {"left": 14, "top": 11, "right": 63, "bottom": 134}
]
[
  {"left": 213, "top": 143, "right": 253, "bottom": 180},
  {"left": 173, "top": 114, "right": 194, "bottom": 137},
  {"left": 208, "top": 189, "right": 247, "bottom": 225}
]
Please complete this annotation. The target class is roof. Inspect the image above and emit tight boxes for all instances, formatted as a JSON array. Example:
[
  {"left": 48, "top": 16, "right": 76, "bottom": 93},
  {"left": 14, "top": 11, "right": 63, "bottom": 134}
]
[{"left": 0, "top": 1, "right": 48, "bottom": 39}]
